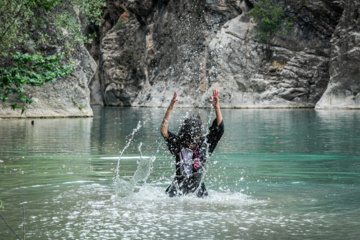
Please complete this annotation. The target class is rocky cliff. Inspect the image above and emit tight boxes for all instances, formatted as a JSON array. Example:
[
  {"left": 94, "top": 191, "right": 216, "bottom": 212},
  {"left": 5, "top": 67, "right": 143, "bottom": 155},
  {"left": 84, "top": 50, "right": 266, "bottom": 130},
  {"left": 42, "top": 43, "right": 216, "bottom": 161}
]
[
  {"left": 91, "top": 0, "right": 359, "bottom": 109},
  {"left": 1, "top": 0, "right": 357, "bottom": 118},
  {"left": 315, "top": 0, "right": 360, "bottom": 109},
  {"left": 0, "top": 45, "right": 96, "bottom": 118}
]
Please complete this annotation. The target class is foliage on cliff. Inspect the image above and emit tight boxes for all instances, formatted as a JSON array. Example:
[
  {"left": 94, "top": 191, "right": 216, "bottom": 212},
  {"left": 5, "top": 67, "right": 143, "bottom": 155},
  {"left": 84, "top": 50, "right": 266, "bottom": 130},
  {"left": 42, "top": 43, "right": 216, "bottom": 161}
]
[
  {"left": 0, "top": 0, "right": 105, "bottom": 54},
  {"left": 248, "top": 0, "right": 294, "bottom": 43},
  {"left": 0, "top": 0, "right": 105, "bottom": 112},
  {"left": 0, "top": 52, "right": 74, "bottom": 113}
]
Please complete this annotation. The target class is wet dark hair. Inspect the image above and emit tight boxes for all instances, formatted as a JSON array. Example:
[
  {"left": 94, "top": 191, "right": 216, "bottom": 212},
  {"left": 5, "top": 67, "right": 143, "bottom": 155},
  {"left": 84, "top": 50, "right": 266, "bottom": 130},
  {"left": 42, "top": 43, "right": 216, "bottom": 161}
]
[{"left": 178, "top": 114, "right": 203, "bottom": 146}]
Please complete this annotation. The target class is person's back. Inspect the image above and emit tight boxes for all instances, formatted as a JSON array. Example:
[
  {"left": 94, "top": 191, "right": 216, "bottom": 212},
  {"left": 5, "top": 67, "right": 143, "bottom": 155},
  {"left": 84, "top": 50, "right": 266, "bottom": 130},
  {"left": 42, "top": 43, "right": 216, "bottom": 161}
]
[{"left": 160, "top": 90, "right": 224, "bottom": 197}]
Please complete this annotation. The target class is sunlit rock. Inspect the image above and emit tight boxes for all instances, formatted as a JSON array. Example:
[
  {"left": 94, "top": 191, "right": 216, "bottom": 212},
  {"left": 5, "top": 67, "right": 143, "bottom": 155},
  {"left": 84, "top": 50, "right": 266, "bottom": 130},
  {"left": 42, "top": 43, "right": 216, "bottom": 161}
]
[{"left": 316, "top": 0, "right": 360, "bottom": 109}]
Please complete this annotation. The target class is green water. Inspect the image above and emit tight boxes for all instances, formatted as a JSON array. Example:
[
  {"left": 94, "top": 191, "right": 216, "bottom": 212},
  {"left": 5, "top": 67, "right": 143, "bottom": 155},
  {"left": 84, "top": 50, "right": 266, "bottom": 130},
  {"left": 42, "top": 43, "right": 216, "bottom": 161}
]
[{"left": 0, "top": 107, "right": 359, "bottom": 239}]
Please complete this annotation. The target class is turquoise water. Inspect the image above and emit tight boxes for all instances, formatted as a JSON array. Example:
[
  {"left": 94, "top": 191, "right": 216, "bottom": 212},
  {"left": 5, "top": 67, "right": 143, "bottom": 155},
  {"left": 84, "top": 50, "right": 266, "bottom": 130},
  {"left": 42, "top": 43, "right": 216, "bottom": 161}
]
[{"left": 0, "top": 107, "right": 359, "bottom": 239}]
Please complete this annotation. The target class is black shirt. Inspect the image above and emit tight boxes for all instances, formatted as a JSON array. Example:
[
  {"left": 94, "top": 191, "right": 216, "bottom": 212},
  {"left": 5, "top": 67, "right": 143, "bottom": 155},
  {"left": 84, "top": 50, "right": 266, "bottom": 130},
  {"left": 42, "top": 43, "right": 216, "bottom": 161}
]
[{"left": 164, "top": 119, "right": 224, "bottom": 176}]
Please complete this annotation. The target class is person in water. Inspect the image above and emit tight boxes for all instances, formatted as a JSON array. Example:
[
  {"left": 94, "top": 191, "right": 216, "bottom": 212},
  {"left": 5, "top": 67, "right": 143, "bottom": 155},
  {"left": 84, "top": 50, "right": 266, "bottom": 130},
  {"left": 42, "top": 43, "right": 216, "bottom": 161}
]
[{"left": 160, "top": 90, "right": 224, "bottom": 197}]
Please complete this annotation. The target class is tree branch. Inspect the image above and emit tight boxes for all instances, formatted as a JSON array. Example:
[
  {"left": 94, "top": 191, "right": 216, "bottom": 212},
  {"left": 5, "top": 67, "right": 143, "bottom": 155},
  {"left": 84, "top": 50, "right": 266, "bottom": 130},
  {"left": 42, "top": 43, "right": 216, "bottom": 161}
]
[{"left": 0, "top": 212, "right": 21, "bottom": 240}]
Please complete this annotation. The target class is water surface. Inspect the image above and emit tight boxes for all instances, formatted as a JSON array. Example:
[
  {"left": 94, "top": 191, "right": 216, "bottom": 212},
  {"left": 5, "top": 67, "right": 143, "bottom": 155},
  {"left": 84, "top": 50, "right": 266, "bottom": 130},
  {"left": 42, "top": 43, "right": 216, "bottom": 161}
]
[{"left": 0, "top": 107, "right": 359, "bottom": 239}]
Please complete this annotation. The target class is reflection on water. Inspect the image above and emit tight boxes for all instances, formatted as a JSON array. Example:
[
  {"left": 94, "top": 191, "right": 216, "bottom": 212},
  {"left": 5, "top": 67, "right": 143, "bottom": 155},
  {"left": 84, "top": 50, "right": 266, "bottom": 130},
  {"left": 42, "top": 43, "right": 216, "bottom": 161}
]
[
  {"left": 0, "top": 107, "right": 360, "bottom": 239},
  {"left": 0, "top": 118, "right": 92, "bottom": 155}
]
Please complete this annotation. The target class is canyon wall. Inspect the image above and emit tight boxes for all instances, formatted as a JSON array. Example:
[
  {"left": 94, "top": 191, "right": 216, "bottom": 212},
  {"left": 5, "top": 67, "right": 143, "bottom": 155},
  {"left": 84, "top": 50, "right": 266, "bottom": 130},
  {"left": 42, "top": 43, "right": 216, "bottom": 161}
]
[
  {"left": 1, "top": 0, "right": 358, "bottom": 118},
  {"left": 92, "top": 0, "right": 359, "bottom": 109},
  {"left": 315, "top": 0, "right": 360, "bottom": 109}
]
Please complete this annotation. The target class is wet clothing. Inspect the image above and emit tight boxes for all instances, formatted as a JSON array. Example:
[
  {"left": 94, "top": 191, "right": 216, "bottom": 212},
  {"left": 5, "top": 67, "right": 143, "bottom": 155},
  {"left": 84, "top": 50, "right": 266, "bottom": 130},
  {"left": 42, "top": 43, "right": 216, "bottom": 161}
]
[
  {"left": 165, "top": 175, "right": 208, "bottom": 198},
  {"left": 164, "top": 119, "right": 224, "bottom": 197}
]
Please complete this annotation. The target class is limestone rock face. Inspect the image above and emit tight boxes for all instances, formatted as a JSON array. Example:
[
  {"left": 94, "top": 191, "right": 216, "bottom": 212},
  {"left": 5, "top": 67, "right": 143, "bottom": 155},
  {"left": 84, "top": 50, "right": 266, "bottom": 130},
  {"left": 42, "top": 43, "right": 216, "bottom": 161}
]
[
  {"left": 203, "top": 0, "right": 343, "bottom": 108},
  {"left": 97, "top": 0, "right": 248, "bottom": 107},
  {"left": 0, "top": 46, "right": 96, "bottom": 118},
  {"left": 316, "top": 0, "right": 360, "bottom": 109},
  {"left": 207, "top": 14, "right": 332, "bottom": 108},
  {"left": 100, "top": 14, "right": 142, "bottom": 106},
  {"left": 92, "top": 0, "right": 358, "bottom": 109},
  {"left": 84, "top": 0, "right": 127, "bottom": 106}
]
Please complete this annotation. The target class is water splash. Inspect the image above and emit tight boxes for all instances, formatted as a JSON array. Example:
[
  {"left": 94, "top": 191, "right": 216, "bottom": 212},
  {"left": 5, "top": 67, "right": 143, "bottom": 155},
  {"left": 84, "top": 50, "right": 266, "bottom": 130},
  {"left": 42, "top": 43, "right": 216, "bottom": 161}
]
[
  {"left": 191, "top": 103, "right": 215, "bottom": 195},
  {"left": 115, "top": 121, "right": 142, "bottom": 178},
  {"left": 114, "top": 144, "right": 156, "bottom": 196},
  {"left": 133, "top": 142, "right": 155, "bottom": 184},
  {"left": 114, "top": 119, "right": 157, "bottom": 197},
  {"left": 114, "top": 121, "right": 142, "bottom": 196}
]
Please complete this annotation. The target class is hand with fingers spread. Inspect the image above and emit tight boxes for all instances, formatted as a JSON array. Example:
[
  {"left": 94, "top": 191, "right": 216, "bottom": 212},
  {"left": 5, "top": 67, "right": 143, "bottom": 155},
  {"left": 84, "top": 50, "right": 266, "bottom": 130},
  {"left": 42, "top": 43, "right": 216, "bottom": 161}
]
[
  {"left": 210, "top": 89, "right": 223, "bottom": 126},
  {"left": 210, "top": 89, "right": 220, "bottom": 110},
  {"left": 169, "top": 91, "right": 178, "bottom": 110}
]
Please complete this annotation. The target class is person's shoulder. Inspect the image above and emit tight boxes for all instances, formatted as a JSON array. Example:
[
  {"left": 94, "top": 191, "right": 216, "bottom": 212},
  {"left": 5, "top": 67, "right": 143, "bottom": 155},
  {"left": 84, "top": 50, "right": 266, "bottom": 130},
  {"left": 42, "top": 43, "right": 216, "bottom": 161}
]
[
  {"left": 165, "top": 130, "right": 180, "bottom": 144},
  {"left": 209, "top": 119, "right": 224, "bottom": 131},
  {"left": 167, "top": 130, "right": 177, "bottom": 138}
]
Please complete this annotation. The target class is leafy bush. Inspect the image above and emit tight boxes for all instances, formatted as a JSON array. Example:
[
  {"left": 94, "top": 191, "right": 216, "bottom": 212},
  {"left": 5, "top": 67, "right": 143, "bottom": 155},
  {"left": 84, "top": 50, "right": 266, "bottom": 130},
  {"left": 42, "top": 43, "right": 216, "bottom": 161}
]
[
  {"left": 0, "top": 0, "right": 105, "bottom": 54},
  {"left": 0, "top": 0, "right": 105, "bottom": 112},
  {"left": 248, "top": 0, "right": 295, "bottom": 43},
  {"left": 0, "top": 52, "right": 74, "bottom": 113}
]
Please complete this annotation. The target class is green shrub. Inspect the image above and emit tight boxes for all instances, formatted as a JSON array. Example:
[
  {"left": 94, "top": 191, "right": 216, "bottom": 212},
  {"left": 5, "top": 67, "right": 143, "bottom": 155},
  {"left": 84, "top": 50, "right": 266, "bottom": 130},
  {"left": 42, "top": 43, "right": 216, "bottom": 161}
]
[
  {"left": 0, "top": 52, "right": 74, "bottom": 113},
  {"left": 248, "top": 0, "right": 295, "bottom": 43},
  {"left": 0, "top": 0, "right": 105, "bottom": 55},
  {"left": 0, "top": 0, "right": 105, "bottom": 112}
]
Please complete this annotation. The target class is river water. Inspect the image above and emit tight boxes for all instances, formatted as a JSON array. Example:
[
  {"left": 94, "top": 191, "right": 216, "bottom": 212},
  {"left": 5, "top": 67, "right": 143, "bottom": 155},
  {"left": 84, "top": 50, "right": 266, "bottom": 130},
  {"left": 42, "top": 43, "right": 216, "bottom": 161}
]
[{"left": 0, "top": 107, "right": 359, "bottom": 239}]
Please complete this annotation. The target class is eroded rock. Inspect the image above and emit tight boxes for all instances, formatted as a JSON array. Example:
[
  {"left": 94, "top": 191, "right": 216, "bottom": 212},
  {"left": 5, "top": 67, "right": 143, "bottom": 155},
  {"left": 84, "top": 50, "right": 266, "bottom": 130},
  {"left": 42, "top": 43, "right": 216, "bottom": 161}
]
[
  {"left": 316, "top": 0, "right": 360, "bottom": 109},
  {"left": 91, "top": 0, "right": 356, "bottom": 109}
]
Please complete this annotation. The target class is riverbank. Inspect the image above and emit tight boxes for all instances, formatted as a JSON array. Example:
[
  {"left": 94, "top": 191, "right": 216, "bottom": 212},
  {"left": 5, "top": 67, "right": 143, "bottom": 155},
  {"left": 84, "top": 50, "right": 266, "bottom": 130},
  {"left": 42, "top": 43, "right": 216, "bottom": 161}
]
[
  {"left": 0, "top": 107, "right": 93, "bottom": 118},
  {"left": 2, "top": 104, "right": 360, "bottom": 118}
]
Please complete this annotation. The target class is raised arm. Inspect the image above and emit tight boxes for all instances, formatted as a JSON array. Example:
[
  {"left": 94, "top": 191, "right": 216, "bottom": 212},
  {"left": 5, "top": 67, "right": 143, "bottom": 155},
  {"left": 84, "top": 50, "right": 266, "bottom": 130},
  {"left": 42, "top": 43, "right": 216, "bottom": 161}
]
[
  {"left": 161, "top": 92, "right": 178, "bottom": 138},
  {"left": 210, "top": 89, "right": 223, "bottom": 125}
]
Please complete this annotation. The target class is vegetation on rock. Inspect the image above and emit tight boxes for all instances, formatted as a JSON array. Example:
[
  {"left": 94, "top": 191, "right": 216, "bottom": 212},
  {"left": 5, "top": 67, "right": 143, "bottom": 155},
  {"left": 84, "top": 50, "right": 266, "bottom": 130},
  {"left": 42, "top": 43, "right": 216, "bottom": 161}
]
[
  {"left": 0, "top": 0, "right": 105, "bottom": 53},
  {"left": 248, "top": 0, "right": 295, "bottom": 43},
  {"left": 0, "top": 0, "right": 105, "bottom": 112},
  {"left": 0, "top": 52, "right": 74, "bottom": 113}
]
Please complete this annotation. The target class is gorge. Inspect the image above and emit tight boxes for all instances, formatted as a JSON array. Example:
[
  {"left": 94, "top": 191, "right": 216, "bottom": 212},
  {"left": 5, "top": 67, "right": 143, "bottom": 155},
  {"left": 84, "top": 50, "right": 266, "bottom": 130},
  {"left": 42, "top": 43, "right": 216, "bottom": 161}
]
[{"left": 1, "top": 0, "right": 359, "bottom": 117}]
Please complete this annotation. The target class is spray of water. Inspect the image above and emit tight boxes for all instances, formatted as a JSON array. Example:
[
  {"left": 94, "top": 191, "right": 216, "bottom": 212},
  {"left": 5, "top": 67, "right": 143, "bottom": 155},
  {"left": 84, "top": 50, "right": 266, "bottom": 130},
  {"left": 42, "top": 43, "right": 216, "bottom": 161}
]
[
  {"left": 114, "top": 121, "right": 142, "bottom": 196},
  {"left": 191, "top": 103, "right": 216, "bottom": 196},
  {"left": 114, "top": 142, "right": 155, "bottom": 197},
  {"left": 115, "top": 121, "right": 142, "bottom": 177},
  {"left": 132, "top": 142, "right": 154, "bottom": 185},
  {"left": 114, "top": 118, "right": 159, "bottom": 197}
]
